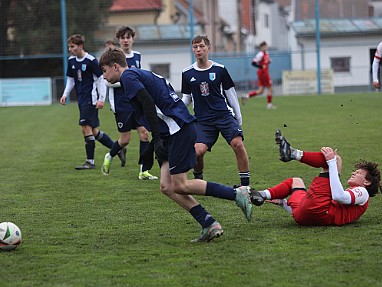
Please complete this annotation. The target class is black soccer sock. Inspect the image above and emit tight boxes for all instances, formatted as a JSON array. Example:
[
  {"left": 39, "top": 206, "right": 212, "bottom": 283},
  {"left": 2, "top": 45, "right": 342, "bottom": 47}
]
[
  {"left": 190, "top": 204, "right": 216, "bottom": 228},
  {"left": 193, "top": 171, "right": 204, "bottom": 180},
  {"left": 140, "top": 141, "right": 149, "bottom": 155},
  {"left": 95, "top": 131, "right": 114, "bottom": 149},
  {"left": 110, "top": 140, "right": 123, "bottom": 157},
  {"left": 239, "top": 171, "right": 250, "bottom": 186},
  {"left": 84, "top": 135, "right": 95, "bottom": 161}
]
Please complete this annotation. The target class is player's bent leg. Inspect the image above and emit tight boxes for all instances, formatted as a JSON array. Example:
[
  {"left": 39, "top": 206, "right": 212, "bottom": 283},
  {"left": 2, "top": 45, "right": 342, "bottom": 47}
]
[
  {"left": 230, "top": 137, "right": 249, "bottom": 170},
  {"left": 194, "top": 143, "right": 208, "bottom": 179}
]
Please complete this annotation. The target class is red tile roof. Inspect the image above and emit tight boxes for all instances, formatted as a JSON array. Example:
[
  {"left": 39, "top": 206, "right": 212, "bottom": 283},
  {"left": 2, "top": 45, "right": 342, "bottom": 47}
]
[{"left": 110, "top": 0, "right": 162, "bottom": 12}]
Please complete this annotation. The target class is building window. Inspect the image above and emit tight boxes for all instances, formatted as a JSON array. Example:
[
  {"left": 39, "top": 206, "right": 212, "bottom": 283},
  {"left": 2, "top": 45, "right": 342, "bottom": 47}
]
[
  {"left": 263, "top": 13, "right": 269, "bottom": 28},
  {"left": 150, "top": 63, "right": 170, "bottom": 79},
  {"left": 330, "top": 57, "right": 350, "bottom": 72}
]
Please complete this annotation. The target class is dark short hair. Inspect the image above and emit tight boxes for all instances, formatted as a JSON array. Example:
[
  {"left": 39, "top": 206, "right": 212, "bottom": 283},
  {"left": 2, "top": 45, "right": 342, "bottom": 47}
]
[
  {"left": 259, "top": 41, "right": 267, "bottom": 48},
  {"left": 192, "top": 35, "right": 210, "bottom": 47},
  {"left": 116, "top": 26, "right": 135, "bottom": 39},
  {"left": 68, "top": 34, "right": 84, "bottom": 46},
  {"left": 355, "top": 160, "right": 381, "bottom": 197},
  {"left": 99, "top": 47, "right": 127, "bottom": 68}
]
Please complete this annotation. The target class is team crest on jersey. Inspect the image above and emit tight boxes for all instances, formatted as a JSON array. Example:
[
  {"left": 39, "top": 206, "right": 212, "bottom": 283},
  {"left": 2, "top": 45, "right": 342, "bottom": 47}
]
[
  {"left": 81, "top": 64, "right": 87, "bottom": 71},
  {"left": 209, "top": 73, "right": 216, "bottom": 81},
  {"left": 118, "top": 122, "right": 124, "bottom": 129},
  {"left": 200, "top": 81, "right": 209, "bottom": 96},
  {"left": 136, "top": 60, "right": 140, "bottom": 68}
]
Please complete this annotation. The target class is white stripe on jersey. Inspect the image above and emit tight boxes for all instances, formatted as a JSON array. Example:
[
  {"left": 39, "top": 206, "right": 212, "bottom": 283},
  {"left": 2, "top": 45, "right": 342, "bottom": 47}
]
[
  {"left": 155, "top": 106, "right": 181, "bottom": 135},
  {"left": 92, "top": 74, "right": 99, "bottom": 105}
]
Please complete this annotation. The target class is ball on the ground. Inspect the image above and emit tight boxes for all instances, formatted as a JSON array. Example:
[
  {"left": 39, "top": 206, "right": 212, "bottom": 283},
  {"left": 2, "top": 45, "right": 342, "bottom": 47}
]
[{"left": 0, "top": 222, "right": 22, "bottom": 251}]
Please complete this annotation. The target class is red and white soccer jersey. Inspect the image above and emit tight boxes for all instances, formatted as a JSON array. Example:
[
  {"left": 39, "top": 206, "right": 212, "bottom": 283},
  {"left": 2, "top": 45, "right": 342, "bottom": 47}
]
[
  {"left": 253, "top": 51, "right": 272, "bottom": 87},
  {"left": 288, "top": 177, "right": 369, "bottom": 226}
]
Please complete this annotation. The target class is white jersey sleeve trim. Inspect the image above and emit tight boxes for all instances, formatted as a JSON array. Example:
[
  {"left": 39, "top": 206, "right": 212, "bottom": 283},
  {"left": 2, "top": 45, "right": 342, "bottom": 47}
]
[
  {"left": 105, "top": 81, "right": 121, "bottom": 88},
  {"left": 253, "top": 51, "right": 264, "bottom": 64},
  {"left": 96, "top": 75, "right": 107, "bottom": 102},
  {"left": 225, "top": 87, "right": 242, "bottom": 125},
  {"left": 327, "top": 158, "right": 369, "bottom": 205},
  {"left": 327, "top": 158, "right": 352, "bottom": 204},
  {"left": 181, "top": 93, "right": 193, "bottom": 107},
  {"left": 346, "top": 186, "right": 369, "bottom": 206},
  {"left": 62, "top": 77, "right": 75, "bottom": 97}
]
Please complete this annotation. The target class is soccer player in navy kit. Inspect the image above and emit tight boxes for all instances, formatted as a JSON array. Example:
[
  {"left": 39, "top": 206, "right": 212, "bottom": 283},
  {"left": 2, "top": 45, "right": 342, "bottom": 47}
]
[
  {"left": 250, "top": 130, "right": 381, "bottom": 226},
  {"left": 99, "top": 47, "right": 253, "bottom": 242},
  {"left": 102, "top": 26, "right": 157, "bottom": 180},
  {"left": 60, "top": 34, "right": 117, "bottom": 170},
  {"left": 181, "top": 35, "right": 251, "bottom": 187}
]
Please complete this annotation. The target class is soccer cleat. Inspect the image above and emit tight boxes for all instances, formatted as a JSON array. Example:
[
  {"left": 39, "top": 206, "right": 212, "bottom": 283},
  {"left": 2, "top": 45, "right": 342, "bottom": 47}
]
[
  {"left": 234, "top": 186, "right": 253, "bottom": 222},
  {"left": 101, "top": 153, "right": 112, "bottom": 175},
  {"left": 275, "top": 130, "right": 292, "bottom": 162},
  {"left": 75, "top": 161, "right": 95, "bottom": 170},
  {"left": 138, "top": 171, "right": 158, "bottom": 180},
  {"left": 250, "top": 189, "right": 266, "bottom": 206},
  {"left": 117, "top": 147, "right": 127, "bottom": 167},
  {"left": 190, "top": 221, "right": 224, "bottom": 243}
]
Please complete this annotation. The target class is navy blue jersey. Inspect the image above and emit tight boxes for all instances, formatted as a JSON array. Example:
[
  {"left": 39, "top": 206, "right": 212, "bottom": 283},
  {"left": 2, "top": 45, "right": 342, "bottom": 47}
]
[
  {"left": 66, "top": 53, "right": 102, "bottom": 106},
  {"left": 110, "top": 52, "right": 142, "bottom": 113},
  {"left": 126, "top": 51, "right": 141, "bottom": 68},
  {"left": 181, "top": 61, "right": 236, "bottom": 122},
  {"left": 119, "top": 68, "right": 195, "bottom": 136}
]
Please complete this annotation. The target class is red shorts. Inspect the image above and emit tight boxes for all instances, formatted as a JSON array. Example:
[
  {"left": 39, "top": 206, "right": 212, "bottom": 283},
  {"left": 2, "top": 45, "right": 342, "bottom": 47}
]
[
  {"left": 288, "top": 177, "right": 334, "bottom": 226},
  {"left": 257, "top": 71, "right": 272, "bottom": 87}
]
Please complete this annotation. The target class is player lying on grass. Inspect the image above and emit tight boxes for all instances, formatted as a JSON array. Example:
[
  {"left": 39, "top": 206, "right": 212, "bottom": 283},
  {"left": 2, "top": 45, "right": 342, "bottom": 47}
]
[
  {"left": 99, "top": 47, "right": 253, "bottom": 242},
  {"left": 250, "top": 130, "right": 381, "bottom": 226}
]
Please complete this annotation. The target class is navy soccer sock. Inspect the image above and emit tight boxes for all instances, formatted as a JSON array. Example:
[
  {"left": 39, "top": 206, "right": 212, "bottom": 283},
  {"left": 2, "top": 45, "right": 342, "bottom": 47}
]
[
  {"left": 96, "top": 131, "right": 113, "bottom": 149},
  {"left": 110, "top": 141, "right": 123, "bottom": 157},
  {"left": 189, "top": 204, "right": 216, "bottom": 228},
  {"left": 205, "top": 182, "right": 236, "bottom": 200}
]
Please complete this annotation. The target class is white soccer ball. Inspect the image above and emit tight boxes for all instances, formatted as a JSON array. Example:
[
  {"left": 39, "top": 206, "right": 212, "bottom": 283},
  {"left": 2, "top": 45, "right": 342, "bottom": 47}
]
[{"left": 0, "top": 222, "right": 22, "bottom": 251}]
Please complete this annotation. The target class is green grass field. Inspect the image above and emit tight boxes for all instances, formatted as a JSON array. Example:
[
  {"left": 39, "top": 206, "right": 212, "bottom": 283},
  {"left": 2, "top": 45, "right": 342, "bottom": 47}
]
[{"left": 1, "top": 93, "right": 382, "bottom": 287}]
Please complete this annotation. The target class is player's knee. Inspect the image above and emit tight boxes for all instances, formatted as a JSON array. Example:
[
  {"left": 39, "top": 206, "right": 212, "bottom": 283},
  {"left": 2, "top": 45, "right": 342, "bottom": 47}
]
[
  {"left": 230, "top": 138, "right": 244, "bottom": 151},
  {"left": 292, "top": 177, "right": 305, "bottom": 188},
  {"left": 138, "top": 130, "right": 149, "bottom": 141},
  {"left": 171, "top": 182, "right": 188, "bottom": 195},
  {"left": 160, "top": 182, "right": 172, "bottom": 196},
  {"left": 119, "top": 138, "right": 130, "bottom": 146},
  {"left": 195, "top": 147, "right": 206, "bottom": 157}
]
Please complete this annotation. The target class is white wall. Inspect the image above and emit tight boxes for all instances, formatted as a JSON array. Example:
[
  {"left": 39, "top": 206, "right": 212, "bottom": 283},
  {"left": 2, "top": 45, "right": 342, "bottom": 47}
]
[
  {"left": 289, "top": 31, "right": 380, "bottom": 87},
  {"left": 254, "top": 2, "right": 273, "bottom": 46},
  {"left": 139, "top": 45, "right": 192, "bottom": 91}
]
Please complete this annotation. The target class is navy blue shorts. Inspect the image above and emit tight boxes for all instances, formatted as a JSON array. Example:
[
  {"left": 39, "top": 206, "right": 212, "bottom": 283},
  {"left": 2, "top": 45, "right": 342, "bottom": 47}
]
[
  {"left": 79, "top": 104, "right": 99, "bottom": 128},
  {"left": 114, "top": 112, "right": 149, "bottom": 133},
  {"left": 196, "top": 114, "right": 244, "bottom": 151},
  {"left": 164, "top": 121, "right": 197, "bottom": 175}
]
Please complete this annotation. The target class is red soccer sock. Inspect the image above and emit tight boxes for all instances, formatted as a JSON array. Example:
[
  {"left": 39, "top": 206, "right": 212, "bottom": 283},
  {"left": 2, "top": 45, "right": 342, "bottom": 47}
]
[
  {"left": 248, "top": 90, "right": 257, "bottom": 98},
  {"left": 300, "top": 151, "right": 328, "bottom": 168},
  {"left": 268, "top": 178, "right": 293, "bottom": 199},
  {"left": 267, "top": 94, "right": 272, "bottom": 104}
]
